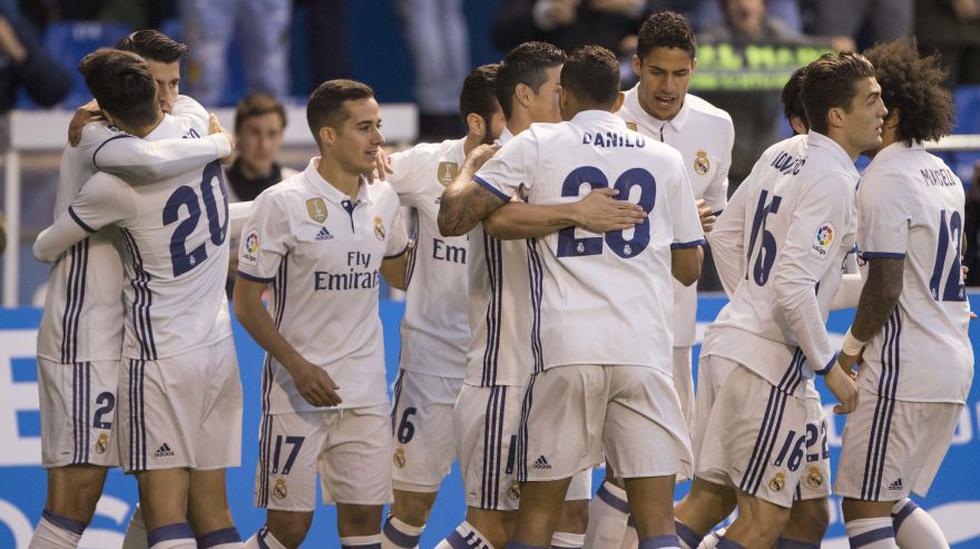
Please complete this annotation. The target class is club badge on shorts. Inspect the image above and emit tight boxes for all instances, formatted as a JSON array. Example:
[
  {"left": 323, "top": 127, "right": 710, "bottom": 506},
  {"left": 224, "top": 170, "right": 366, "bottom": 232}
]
[
  {"left": 374, "top": 216, "right": 386, "bottom": 240},
  {"left": 508, "top": 481, "right": 521, "bottom": 501},
  {"left": 273, "top": 477, "right": 288, "bottom": 500},
  {"left": 95, "top": 433, "right": 109, "bottom": 454},
  {"left": 694, "top": 150, "right": 710, "bottom": 176},
  {"left": 394, "top": 447, "right": 406, "bottom": 469},
  {"left": 768, "top": 472, "right": 786, "bottom": 492},
  {"left": 805, "top": 466, "right": 824, "bottom": 489},
  {"left": 437, "top": 162, "right": 459, "bottom": 186},
  {"left": 307, "top": 197, "right": 328, "bottom": 223}
]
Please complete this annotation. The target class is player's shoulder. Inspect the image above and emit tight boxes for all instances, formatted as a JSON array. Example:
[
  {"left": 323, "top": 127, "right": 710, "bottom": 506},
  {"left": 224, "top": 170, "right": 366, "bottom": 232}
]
[
  {"left": 253, "top": 170, "right": 307, "bottom": 206},
  {"left": 759, "top": 134, "right": 808, "bottom": 163},
  {"left": 366, "top": 177, "right": 401, "bottom": 208},
  {"left": 684, "top": 94, "right": 734, "bottom": 129},
  {"left": 75, "top": 122, "right": 128, "bottom": 152}
]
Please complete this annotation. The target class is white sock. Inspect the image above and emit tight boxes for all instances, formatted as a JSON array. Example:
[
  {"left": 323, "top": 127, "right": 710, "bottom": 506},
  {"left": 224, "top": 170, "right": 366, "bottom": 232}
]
[
  {"left": 197, "top": 527, "right": 242, "bottom": 549},
  {"left": 846, "top": 517, "right": 899, "bottom": 549},
  {"left": 148, "top": 522, "right": 196, "bottom": 549},
  {"left": 891, "top": 498, "right": 949, "bottom": 549},
  {"left": 435, "top": 521, "right": 492, "bottom": 549},
  {"left": 340, "top": 534, "right": 382, "bottom": 548},
  {"left": 696, "top": 530, "right": 723, "bottom": 549},
  {"left": 551, "top": 531, "right": 585, "bottom": 548},
  {"left": 243, "top": 527, "right": 288, "bottom": 549},
  {"left": 620, "top": 519, "right": 638, "bottom": 549},
  {"left": 121, "top": 506, "right": 149, "bottom": 549},
  {"left": 585, "top": 481, "right": 630, "bottom": 549},
  {"left": 28, "top": 512, "right": 85, "bottom": 549},
  {"left": 382, "top": 516, "right": 424, "bottom": 549}
]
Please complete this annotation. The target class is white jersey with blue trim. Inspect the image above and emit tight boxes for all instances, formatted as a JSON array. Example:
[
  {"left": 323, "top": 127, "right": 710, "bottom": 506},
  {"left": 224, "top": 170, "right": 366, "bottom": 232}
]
[
  {"left": 475, "top": 110, "right": 704, "bottom": 373},
  {"left": 617, "top": 87, "right": 734, "bottom": 347},
  {"left": 703, "top": 132, "right": 857, "bottom": 397},
  {"left": 237, "top": 159, "right": 409, "bottom": 413},
  {"left": 36, "top": 96, "right": 232, "bottom": 364},
  {"left": 388, "top": 138, "right": 469, "bottom": 379},
  {"left": 52, "top": 114, "right": 233, "bottom": 362},
  {"left": 464, "top": 127, "right": 536, "bottom": 387},
  {"left": 855, "top": 141, "right": 973, "bottom": 403}
]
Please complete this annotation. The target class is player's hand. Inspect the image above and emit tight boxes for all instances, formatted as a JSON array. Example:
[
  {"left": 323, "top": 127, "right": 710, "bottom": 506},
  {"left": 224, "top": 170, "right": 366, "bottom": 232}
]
[
  {"left": 573, "top": 187, "right": 645, "bottom": 233},
  {"left": 826, "top": 360, "right": 858, "bottom": 414},
  {"left": 208, "top": 114, "right": 235, "bottom": 160},
  {"left": 589, "top": 0, "right": 644, "bottom": 16},
  {"left": 290, "top": 361, "right": 342, "bottom": 407},
  {"left": 696, "top": 198, "right": 716, "bottom": 233},
  {"left": 367, "top": 148, "right": 393, "bottom": 183},
  {"left": 464, "top": 144, "right": 500, "bottom": 172},
  {"left": 0, "top": 16, "right": 26, "bottom": 63},
  {"left": 68, "top": 99, "right": 103, "bottom": 147}
]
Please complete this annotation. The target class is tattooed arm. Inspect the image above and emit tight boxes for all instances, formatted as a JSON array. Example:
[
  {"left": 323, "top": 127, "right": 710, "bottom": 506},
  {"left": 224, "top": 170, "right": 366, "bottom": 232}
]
[
  {"left": 437, "top": 144, "right": 507, "bottom": 237},
  {"left": 838, "top": 257, "right": 904, "bottom": 369}
]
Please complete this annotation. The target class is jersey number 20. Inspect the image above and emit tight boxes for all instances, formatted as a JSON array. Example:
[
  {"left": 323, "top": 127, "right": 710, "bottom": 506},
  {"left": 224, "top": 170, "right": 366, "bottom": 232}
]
[
  {"left": 162, "top": 161, "right": 229, "bottom": 277},
  {"left": 556, "top": 166, "right": 656, "bottom": 258}
]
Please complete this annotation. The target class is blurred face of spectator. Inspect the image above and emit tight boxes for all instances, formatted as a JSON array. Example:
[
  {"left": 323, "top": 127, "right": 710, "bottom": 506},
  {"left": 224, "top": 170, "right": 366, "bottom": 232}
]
[
  {"left": 237, "top": 112, "right": 285, "bottom": 175},
  {"left": 632, "top": 47, "right": 695, "bottom": 121},
  {"left": 527, "top": 66, "right": 563, "bottom": 123},
  {"left": 324, "top": 97, "right": 385, "bottom": 175},
  {"left": 725, "top": 0, "right": 766, "bottom": 36},
  {"left": 146, "top": 59, "right": 180, "bottom": 113}
]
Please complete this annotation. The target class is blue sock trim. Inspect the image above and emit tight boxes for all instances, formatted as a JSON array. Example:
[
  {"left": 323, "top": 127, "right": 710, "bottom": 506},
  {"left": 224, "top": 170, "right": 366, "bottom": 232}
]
[
  {"left": 197, "top": 527, "right": 241, "bottom": 548},
  {"left": 41, "top": 510, "right": 87, "bottom": 536},
  {"left": 256, "top": 527, "right": 271, "bottom": 549},
  {"left": 717, "top": 537, "right": 747, "bottom": 549},
  {"left": 506, "top": 543, "right": 549, "bottom": 549},
  {"left": 891, "top": 500, "right": 919, "bottom": 532},
  {"left": 596, "top": 481, "right": 630, "bottom": 514},
  {"left": 383, "top": 518, "right": 421, "bottom": 548},
  {"left": 776, "top": 538, "right": 820, "bottom": 548},
  {"left": 639, "top": 534, "right": 680, "bottom": 548},
  {"left": 148, "top": 522, "right": 194, "bottom": 546},
  {"left": 675, "top": 520, "right": 703, "bottom": 548},
  {"left": 341, "top": 544, "right": 381, "bottom": 549},
  {"left": 850, "top": 526, "right": 896, "bottom": 548}
]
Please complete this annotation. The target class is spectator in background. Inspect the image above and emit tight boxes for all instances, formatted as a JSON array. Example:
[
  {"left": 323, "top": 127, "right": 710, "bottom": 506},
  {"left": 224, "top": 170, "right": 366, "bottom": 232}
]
[
  {"left": 916, "top": 0, "right": 980, "bottom": 86},
  {"left": 309, "top": 0, "right": 352, "bottom": 83},
  {"left": 964, "top": 161, "right": 980, "bottom": 285},
  {"left": 693, "top": 0, "right": 803, "bottom": 32},
  {"left": 811, "top": 0, "right": 912, "bottom": 51},
  {"left": 398, "top": 0, "right": 470, "bottom": 141},
  {"left": 178, "top": 0, "right": 290, "bottom": 106},
  {"left": 0, "top": 6, "right": 72, "bottom": 115},
  {"left": 491, "top": 0, "right": 669, "bottom": 56},
  {"left": 225, "top": 92, "right": 296, "bottom": 203}
]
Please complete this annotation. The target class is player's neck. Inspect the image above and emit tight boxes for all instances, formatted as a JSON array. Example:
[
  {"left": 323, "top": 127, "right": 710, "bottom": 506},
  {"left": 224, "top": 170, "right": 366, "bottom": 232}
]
[
  {"left": 316, "top": 156, "right": 361, "bottom": 199},
  {"left": 463, "top": 134, "right": 484, "bottom": 156},
  {"left": 506, "top": 113, "right": 532, "bottom": 135},
  {"left": 826, "top": 129, "right": 863, "bottom": 162},
  {"left": 115, "top": 115, "right": 164, "bottom": 138}
]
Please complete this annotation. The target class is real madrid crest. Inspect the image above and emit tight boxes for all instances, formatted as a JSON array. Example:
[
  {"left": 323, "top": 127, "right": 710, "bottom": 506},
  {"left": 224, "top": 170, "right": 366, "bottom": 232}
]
[
  {"left": 508, "top": 481, "right": 521, "bottom": 501},
  {"left": 273, "top": 477, "right": 288, "bottom": 500},
  {"left": 437, "top": 162, "right": 459, "bottom": 186},
  {"left": 394, "top": 447, "right": 406, "bottom": 469},
  {"left": 694, "top": 150, "right": 710, "bottom": 176},
  {"left": 374, "top": 216, "right": 386, "bottom": 240},
  {"left": 805, "top": 466, "right": 824, "bottom": 489},
  {"left": 768, "top": 472, "right": 785, "bottom": 492},
  {"left": 95, "top": 433, "right": 109, "bottom": 454},
  {"left": 306, "top": 197, "right": 328, "bottom": 223}
]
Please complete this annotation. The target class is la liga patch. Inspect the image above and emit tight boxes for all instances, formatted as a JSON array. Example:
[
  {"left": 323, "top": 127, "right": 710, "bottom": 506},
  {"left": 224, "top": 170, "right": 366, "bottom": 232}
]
[
  {"left": 811, "top": 223, "right": 835, "bottom": 258},
  {"left": 241, "top": 230, "right": 260, "bottom": 265}
]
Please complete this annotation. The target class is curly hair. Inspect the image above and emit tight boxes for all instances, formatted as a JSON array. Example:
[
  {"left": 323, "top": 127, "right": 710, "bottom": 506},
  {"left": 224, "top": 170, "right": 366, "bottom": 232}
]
[
  {"left": 637, "top": 11, "right": 696, "bottom": 61},
  {"left": 863, "top": 39, "right": 954, "bottom": 144}
]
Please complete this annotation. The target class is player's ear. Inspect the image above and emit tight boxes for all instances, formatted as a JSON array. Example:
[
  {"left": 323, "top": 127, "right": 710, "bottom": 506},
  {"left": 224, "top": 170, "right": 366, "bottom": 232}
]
[
  {"left": 465, "top": 112, "right": 485, "bottom": 138},
  {"left": 690, "top": 56, "right": 697, "bottom": 73},
  {"left": 884, "top": 108, "right": 900, "bottom": 130},
  {"left": 612, "top": 92, "right": 625, "bottom": 113},
  {"left": 828, "top": 106, "right": 845, "bottom": 129},
  {"left": 631, "top": 54, "right": 642, "bottom": 77},
  {"left": 515, "top": 83, "right": 532, "bottom": 109},
  {"left": 318, "top": 125, "right": 336, "bottom": 147}
]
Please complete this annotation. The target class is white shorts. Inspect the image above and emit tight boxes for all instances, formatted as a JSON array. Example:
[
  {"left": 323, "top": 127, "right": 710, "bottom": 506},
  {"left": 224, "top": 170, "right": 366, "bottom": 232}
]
[
  {"left": 673, "top": 346, "right": 695, "bottom": 428},
  {"left": 38, "top": 358, "right": 121, "bottom": 468},
  {"left": 455, "top": 383, "right": 591, "bottom": 511},
  {"left": 518, "top": 365, "right": 691, "bottom": 483},
  {"left": 390, "top": 369, "right": 463, "bottom": 492},
  {"left": 255, "top": 404, "right": 392, "bottom": 511},
  {"left": 694, "top": 361, "right": 807, "bottom": 509},
  {"left": 834, "top": 388, "right": 961, "bottom": 502},
  {"left": 693, "top": 355, "right": 830, "bottom": 502},
  {"left": 119, "top": 337, "right": 242, "bottom": 472}
]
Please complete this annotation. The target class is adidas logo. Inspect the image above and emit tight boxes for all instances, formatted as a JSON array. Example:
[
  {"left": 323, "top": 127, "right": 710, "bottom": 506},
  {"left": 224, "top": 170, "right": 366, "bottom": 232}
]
[
  {"left": 532, "top": 455, "right": 552, "bottom": 470},
  {"left": 888, "top": 478, "right": 904, "bottom": 491},
  {"left": 314, "top": 227, "right": 333, "bottom": 241},
  {"left": 154, "top": 443, "right": 175, "bottom": 458}
]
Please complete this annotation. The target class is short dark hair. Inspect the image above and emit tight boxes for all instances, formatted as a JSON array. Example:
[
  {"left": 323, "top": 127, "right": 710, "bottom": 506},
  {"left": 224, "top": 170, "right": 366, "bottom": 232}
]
[
  {"left": 79, "top": 48, "right": 159, "bottom": 129},
  {"left": 864, "top": 39, "right": 954, "bottom": 144},
  {"left": 561, "top": 46, "right": 620, "bottom": 108},
  {"left": 637, "top": 11, "right": 697, "bottom": 62},
  {"left": 115, "top": 29, "right": 187, "bottom": 63},
  {"left": 495, "top": 41, "right": 566, "bottom": 119},
  {"left": 800, "top": 51, "right": 875, "bottom": 135},
  {"left": 234, "top": 93, "right": 287, "bottom": 133},
  {"left": 306, "top": 79, "right": 375, "bottom": 143},
  {"left": 460, "top": 63, "right": 500, "bottom": 124},
  {"left": 781, "top": 66, "right": 807, "bottom": 126}
]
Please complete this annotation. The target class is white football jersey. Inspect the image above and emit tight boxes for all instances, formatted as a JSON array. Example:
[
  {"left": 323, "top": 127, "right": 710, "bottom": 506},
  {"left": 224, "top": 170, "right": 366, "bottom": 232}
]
[
  {"left": 389, "top": 138, "right": 469, "bottom": 379},
  {"left": 475, "top": 110, "right": 704, "bottom": 373},
  {"left": 237, "top": 159, "right": 409, "bottom": 413},
  {"left": 36, "top": 96, "right": 232, "bottom": 364},
  {"left": 617, "top": 86, "right": 734, "bottom": 347},
  {"left": 702, "top": 132, "right": 857, "bottom": 397},
  {"left": 45, "top": 114, "right": 233, "bottom": 361},
  {"left": 465, "top": 127, "right": 536, "bottom": 387},
  {"left": 856, "top": 142, "right": 973, "bottom": 403}
]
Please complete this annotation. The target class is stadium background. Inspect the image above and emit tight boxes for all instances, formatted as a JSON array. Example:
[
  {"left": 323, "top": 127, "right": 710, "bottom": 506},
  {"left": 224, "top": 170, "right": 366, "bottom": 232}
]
[{"left": 0, "top": 1, "right": 979, "bottom": 547}]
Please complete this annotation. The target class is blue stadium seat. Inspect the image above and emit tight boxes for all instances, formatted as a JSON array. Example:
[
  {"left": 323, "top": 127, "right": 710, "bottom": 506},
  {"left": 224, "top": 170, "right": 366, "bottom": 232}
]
[{"left": 947, "top": 85, "right": 980, "bottom": 187}]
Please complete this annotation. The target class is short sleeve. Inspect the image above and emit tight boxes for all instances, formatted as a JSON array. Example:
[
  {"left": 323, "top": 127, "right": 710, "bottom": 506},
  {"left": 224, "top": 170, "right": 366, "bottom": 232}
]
[
  {"left": 384, "top": 205, "right": 410, "bottom": 258},
  {"left": 474, "top": 132, "right": 538, "bottom": 201},
  {"left": 387, "top": 147, "right": 428, "bottom": 205},
  {"left": 669, "top": 162, "right": 707, "bottom": 248},
  {"left": 237, "top": 192, "right": 292, "bottom": 283},
  {"left": 69, "top": 172, "right": 135, "bottom": 232},
  {"left": 856, "top": 171, "right": 911, "bottom": 259}
]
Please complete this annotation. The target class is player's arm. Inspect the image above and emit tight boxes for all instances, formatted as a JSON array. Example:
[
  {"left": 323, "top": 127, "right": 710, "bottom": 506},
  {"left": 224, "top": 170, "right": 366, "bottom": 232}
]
[
  {"left": 707, "top": 173, "right": 752, "bottom": 295},
  {"left": 380, "top": 207, "right": 413, "bottom": 291},
  {"left": 830, "top": 250, "right": 863, "bottom": 310},
  {"left": 233, "top": 195, "right": 341, "bottom": 407},
  {"left": 438, "top": 144, "right": 508, "bottom": 236},
  {"left": 484, "top": 188, "right": 646, "bottom": 240},
  {"left": 671, "top": 246, "right": 703, "bottom": 286},
  {"left": 33, "top": 172, "right": 132, "bottom": 262}
]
